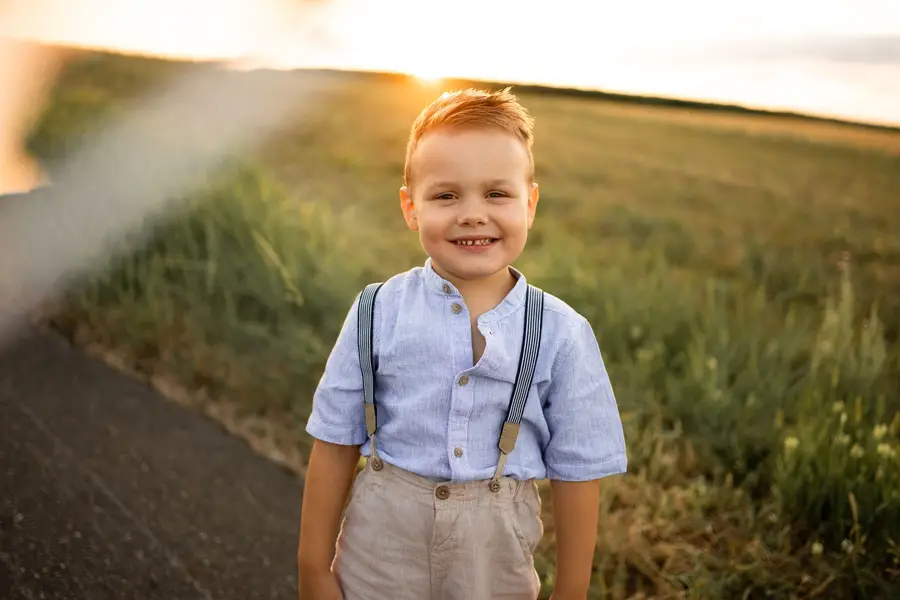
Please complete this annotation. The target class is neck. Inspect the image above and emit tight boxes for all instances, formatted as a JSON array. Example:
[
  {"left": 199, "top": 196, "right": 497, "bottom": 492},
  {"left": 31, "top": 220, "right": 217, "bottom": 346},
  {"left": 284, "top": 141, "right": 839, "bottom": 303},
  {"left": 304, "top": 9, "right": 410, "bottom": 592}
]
[{"left": 431, "top": 261, "right": 517, "bottom": 305}]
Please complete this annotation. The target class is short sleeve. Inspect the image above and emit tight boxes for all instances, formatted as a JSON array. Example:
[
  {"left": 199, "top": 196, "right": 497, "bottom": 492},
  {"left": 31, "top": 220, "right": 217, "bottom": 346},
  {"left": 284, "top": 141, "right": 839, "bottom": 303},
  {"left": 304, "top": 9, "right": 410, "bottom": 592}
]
[
  {"left": 542, "top": 316, "right": 628, "bottom": 481},
  {"left": 304, "top": 293, "right": 368, "bottom": 446}
]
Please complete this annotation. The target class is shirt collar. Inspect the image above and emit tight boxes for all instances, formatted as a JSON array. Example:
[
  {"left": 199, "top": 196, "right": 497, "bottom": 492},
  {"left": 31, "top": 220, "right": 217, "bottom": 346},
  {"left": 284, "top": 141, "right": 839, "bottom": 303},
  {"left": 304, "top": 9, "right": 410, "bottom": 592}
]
[{"left": 422, "top": 257, "right": 527, "bottom": 322}]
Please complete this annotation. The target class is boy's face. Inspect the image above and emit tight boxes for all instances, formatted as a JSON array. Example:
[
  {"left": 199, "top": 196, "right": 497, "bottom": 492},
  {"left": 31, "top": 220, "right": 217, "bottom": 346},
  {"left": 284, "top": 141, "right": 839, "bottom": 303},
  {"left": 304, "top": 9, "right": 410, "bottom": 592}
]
[{"left": 399, "top": 126, "right": 539, "bottom": 285}]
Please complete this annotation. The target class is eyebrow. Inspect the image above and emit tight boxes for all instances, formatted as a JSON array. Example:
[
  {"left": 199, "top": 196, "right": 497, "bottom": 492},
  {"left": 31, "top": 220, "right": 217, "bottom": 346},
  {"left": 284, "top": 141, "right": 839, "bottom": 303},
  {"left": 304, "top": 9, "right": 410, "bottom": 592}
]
[
  {"left": 426, "top": 179, "right": 515, "bottom": 191},
  {"left": 426, "top": 181, "right": 457, "bottom": 191}
]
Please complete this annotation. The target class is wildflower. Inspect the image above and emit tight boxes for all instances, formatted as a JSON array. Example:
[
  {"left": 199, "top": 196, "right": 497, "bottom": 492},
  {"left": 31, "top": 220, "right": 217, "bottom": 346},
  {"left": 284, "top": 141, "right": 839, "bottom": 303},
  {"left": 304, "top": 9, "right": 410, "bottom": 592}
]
[
  {"left": 842, "top": 539, "right": 853, "bottom": 553},
  {"left": 811, "top": 541, "right": 824, "bottom": 556},
  {"left": 784, "top": 436, "right": 799, "bottom": 452},
  {"left": 877, "top": 443, "right": 895, "bottom": 459},
  {"left": 850, "top": 444, "right": 864, "bottom": 459},
  {"left": 874, "top": 424, "right": 888, "bottom": 440},
  {"left": 836, "top": 433, "right": 851, "bottom": 445},
  {"left": 636, "top": 347, "right": 655, "bottom": 363},
  {"left": 696, "top": 480, "right": 708, "bottom": 496},
  {"left": 840, "top": 412, "right": 848, "bottom": 426},
  {"left": 629, "top": 325, "right": 642, "bottom": 340},
  {"left": 832, "top": 401, "right": 845, "bottom": 414},
  {"left": 706, "top": 357, "right": 717, "bottom": 371}
]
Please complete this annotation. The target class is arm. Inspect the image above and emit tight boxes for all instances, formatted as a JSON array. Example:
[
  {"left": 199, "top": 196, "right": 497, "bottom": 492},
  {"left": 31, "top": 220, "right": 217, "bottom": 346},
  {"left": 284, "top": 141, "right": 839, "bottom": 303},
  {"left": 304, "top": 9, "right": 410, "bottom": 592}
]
[
  {"left": 549, "top": 480, "right": 600, "bottom": 599},
  {"left": 297, "top": 439, "right": 361, "bottom": 575},
  {"left": 543, "top": 316, "right": 628, "bottom": 599},
  {"left": 297, "top": 292, "right": 371, "bottom": 592}
]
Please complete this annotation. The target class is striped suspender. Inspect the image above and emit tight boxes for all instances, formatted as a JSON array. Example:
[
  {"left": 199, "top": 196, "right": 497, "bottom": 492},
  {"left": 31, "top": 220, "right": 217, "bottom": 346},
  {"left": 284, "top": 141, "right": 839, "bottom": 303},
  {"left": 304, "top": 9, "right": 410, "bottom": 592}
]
[
  {"left": 356, "top": 281, "right": 545, "bottom": 488},
  {"left": 357, "top": 282, "right": 384, "bottom": 470},
  {"left": 491, "top": 284, "right": 544, "bottom": 491}
]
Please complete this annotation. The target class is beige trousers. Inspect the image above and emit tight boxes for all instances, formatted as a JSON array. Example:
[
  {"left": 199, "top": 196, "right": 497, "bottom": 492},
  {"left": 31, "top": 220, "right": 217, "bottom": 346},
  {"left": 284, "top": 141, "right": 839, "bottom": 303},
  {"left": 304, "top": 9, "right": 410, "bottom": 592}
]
[{"left": 332, "top": 459, "right": 544, "bottom": 600}]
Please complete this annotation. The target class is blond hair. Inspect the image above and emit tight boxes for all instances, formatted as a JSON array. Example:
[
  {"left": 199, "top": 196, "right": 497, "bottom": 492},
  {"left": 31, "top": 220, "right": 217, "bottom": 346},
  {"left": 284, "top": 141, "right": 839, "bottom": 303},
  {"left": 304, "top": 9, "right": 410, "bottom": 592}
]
[{"left": 403, "top": 87, "right": 535, "bottom": 186}]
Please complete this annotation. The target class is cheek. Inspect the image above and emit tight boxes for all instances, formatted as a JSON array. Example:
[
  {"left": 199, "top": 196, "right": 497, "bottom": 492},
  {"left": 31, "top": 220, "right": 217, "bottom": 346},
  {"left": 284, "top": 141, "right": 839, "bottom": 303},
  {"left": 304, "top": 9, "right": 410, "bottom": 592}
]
[
  {"left": 416, "top": 212, "right": 447, "bottom": 238},
  {"left": 498, "top": 206, "right": 531, "bottom": 232}
]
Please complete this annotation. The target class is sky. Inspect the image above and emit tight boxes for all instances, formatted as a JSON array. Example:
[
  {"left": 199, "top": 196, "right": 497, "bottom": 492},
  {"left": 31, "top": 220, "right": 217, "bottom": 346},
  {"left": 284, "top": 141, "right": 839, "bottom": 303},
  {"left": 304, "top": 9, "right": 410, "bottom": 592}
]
[{"left": 2, "top": 0, "right": 900, "bottom": 126}]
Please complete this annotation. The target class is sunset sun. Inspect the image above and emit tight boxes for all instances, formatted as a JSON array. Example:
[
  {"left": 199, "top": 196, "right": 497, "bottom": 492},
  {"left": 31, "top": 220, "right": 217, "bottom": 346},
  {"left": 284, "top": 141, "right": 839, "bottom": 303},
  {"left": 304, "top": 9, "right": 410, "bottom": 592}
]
[{"left": 408, "top": 66, "right": 444, "bottom": 84}]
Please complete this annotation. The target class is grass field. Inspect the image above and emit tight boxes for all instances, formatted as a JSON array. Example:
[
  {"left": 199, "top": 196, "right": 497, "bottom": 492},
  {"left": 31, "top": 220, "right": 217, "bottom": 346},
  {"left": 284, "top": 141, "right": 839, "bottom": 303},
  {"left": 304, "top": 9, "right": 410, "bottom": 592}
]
[{"left": 24, "top": 52, "right": 900, "bottom": 598}]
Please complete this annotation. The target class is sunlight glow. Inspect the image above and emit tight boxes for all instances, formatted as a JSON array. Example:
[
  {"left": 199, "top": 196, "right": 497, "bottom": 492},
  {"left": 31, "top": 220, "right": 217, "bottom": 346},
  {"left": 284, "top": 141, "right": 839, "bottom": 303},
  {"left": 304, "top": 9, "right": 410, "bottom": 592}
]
[
  {"left": 1, "top": 0, "right": 899, "bottom": 126},
  {"left": 0, "top": 45, "right": 341, "bottom": 346},
  {"left": 409, "top": 69, "right": 444, "bottom": 86}
]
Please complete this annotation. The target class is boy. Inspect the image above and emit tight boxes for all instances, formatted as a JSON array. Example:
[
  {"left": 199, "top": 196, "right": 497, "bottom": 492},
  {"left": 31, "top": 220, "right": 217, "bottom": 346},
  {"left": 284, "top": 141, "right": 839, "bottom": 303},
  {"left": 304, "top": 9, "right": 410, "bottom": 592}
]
[{"left": 297, "top": 88, "right": 627, "bottom": 600}]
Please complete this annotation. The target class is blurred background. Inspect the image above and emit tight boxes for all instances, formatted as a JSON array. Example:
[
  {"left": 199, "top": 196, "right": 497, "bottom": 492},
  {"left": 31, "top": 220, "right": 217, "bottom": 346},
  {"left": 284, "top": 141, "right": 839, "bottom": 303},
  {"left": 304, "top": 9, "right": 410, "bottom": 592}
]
[{"left": 1, "top": 1, "right": 899, "bottom": 598}]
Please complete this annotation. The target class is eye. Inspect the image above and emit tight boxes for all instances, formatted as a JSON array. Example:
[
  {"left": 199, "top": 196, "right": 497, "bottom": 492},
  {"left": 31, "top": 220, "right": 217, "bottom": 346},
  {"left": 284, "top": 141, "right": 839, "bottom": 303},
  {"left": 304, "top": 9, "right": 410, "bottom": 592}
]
[
  {"left": 434, "top": 192, "right": 457, "bottom": 200},
  {"left": 487, "top": 191, "right": 508, "bottom": 199}
]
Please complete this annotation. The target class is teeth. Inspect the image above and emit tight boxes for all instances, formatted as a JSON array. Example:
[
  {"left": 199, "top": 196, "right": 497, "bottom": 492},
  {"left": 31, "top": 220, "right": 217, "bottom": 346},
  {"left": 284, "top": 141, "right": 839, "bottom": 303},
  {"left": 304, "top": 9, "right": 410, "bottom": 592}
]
[{"left": 456, "top": 239, "right": 493, "bottom": 246}]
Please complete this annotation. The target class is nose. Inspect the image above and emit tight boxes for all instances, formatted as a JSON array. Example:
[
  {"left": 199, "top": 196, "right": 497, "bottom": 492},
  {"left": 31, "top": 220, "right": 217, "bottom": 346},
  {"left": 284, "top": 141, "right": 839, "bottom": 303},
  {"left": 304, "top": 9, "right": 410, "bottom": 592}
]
[{"left": 456, "top": 197, "right": 488, "bottom": 226}]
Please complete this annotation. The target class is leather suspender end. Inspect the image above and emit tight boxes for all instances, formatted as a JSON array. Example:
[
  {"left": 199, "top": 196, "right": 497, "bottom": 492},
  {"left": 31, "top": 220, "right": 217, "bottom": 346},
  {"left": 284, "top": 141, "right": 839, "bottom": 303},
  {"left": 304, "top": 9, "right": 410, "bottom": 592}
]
[
  {"left": 498, "top": 422, "right": 519, "bottom": 454},
  {"left": 365, "top": 404, "right": 377, "bottom": 436}
]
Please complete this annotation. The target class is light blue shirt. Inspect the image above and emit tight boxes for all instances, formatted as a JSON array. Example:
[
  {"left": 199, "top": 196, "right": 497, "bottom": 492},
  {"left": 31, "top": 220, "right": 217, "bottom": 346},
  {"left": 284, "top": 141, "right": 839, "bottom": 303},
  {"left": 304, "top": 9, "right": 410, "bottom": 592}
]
[{"left": 305, "top": 258, "right": 628, "bottom": 482}]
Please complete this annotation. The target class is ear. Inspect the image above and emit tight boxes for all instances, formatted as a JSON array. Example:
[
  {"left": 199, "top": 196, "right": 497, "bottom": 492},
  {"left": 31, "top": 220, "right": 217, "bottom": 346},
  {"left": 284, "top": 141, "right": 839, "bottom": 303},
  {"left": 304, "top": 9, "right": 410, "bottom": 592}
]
[
  {"left": 526, "top": 182, "right": 539, "bottom": 229},
  {"left": 400, "top": 185, "right": 418, "bottom": 231}
]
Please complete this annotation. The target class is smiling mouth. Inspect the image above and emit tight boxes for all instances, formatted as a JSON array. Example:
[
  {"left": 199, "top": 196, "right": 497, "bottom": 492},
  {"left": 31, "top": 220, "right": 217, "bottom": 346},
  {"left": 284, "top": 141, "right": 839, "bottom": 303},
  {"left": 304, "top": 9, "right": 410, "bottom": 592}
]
[{"left": 454, "top": 238, "right": 497, "bottom": 247}]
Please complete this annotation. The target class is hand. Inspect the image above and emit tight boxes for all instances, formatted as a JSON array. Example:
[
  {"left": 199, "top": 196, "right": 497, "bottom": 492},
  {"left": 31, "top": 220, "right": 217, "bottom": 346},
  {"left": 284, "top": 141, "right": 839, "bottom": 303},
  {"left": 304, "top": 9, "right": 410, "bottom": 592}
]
[
  {"left": 298, "top": 566, "right": 343, "bottom": 600},
  {"left": 549, "top": 593, "right": 587, "bottom": 600},
  {"left": 549, "top": 586, "right": 588, "bottom": 600}
]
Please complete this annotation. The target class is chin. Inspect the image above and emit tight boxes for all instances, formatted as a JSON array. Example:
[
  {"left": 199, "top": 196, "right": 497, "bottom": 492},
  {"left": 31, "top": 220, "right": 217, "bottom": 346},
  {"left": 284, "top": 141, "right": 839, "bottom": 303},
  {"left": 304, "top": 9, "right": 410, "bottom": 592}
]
[{"left": 434, "top": 257, "right": 510, "bottom": 281}]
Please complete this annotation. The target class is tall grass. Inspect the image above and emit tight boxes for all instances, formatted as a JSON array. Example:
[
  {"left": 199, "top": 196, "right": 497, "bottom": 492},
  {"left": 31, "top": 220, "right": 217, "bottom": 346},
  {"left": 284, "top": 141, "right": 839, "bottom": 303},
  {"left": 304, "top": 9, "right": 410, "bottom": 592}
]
[{"left": 29, "top": 53, "right": 900, "bottom": 598}]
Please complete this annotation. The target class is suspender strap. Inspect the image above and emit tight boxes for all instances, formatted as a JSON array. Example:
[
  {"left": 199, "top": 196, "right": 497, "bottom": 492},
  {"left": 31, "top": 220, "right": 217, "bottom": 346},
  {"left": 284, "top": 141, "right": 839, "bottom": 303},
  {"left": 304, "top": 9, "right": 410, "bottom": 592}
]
[
  {"left": 491, "top": 284, "right": 544, "bottom": 491},
  {"left": 357, "top": 282, "right": 384, "bottom": 469},
  {"left": 356, "top": 280, "right": 545, "bottom": 485}
]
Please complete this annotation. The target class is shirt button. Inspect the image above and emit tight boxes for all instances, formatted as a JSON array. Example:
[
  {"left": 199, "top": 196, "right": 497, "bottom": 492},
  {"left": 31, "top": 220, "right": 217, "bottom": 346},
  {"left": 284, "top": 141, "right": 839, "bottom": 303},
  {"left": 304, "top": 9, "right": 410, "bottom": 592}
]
[
  {"left": 450, "top": 303, "right": 462, "bottom": 314},
  {"left": 458, "top": 375, "right": 469, "bottom": 386},
  {"left": 435, "top": 485, "right": 451, "bottom": 500},
  {"left": 454, "top": 447, "right": 463, "bottom": 458},
  {"left": 442, "top": 284, "right": 451, "bottom": 293}
]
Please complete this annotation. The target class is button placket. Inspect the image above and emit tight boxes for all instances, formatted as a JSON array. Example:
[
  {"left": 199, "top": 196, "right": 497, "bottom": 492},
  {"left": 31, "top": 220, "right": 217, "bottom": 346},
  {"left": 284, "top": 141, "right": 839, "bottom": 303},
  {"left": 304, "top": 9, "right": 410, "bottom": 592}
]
[
  {"left": 447, "top": 290, "right": 470, "bottom": 480},
  {"left": 449, "top": 377, "right": 467, "bottom": 473}
]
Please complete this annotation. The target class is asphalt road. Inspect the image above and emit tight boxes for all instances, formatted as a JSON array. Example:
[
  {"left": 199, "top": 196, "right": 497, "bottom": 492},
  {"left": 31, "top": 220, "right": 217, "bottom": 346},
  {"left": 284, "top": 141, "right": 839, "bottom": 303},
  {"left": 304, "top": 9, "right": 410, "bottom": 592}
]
[{"left": 0, "top": 327, "right": 304, "bottom": 599}]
